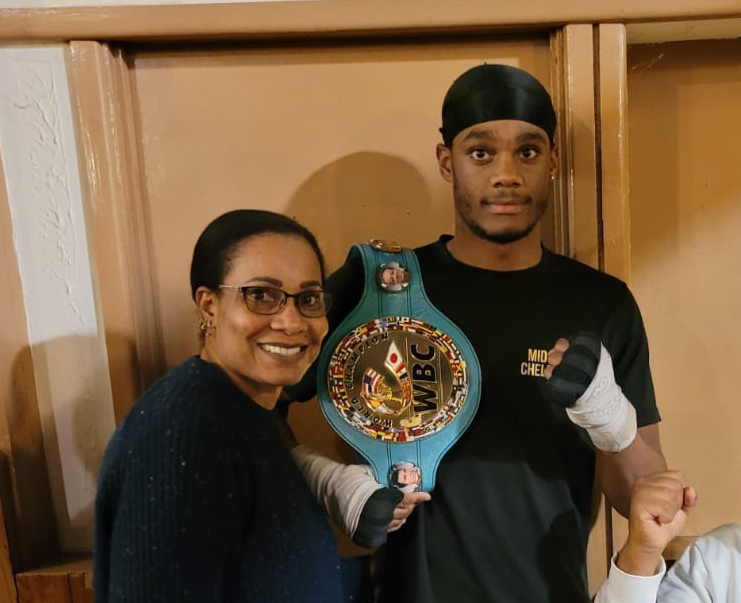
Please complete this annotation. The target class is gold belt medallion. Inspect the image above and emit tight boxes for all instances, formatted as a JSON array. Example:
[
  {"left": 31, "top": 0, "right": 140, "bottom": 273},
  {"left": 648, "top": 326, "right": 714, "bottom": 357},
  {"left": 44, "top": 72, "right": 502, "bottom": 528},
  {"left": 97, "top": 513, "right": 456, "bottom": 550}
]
[{"left": 327, "top": 316, "right": 468, "bottom": 442}]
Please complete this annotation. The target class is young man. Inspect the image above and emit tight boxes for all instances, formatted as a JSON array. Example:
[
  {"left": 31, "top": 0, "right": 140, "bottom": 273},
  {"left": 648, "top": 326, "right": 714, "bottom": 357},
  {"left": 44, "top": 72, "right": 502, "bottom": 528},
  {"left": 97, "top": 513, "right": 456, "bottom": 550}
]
[
  {"left": 290, "top": 64, "right": 667, "bottom": 603},
  {"left": 596, "top": 470, "right": 739, "bottom": 603}
]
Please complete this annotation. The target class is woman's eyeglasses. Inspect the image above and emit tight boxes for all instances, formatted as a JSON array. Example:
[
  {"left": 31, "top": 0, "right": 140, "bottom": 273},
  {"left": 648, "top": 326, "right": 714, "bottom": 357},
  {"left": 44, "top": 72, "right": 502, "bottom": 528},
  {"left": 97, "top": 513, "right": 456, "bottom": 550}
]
[{"left": 219, "top": 285, "right": 332, "bottom": 318}]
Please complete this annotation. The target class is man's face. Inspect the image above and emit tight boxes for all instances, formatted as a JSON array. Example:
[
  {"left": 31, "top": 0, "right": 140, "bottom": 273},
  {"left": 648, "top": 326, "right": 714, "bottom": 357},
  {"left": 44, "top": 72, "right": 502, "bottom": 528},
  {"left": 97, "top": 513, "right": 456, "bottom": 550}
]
[
  {"left": 383, "top": 268, "right": 407, "bottom": 285},
  {"left": 437, "top": 119, "right": 557, "bottom": 245},
  {"left": 397, "top": 467, "right": 420, "bottom": 486}
]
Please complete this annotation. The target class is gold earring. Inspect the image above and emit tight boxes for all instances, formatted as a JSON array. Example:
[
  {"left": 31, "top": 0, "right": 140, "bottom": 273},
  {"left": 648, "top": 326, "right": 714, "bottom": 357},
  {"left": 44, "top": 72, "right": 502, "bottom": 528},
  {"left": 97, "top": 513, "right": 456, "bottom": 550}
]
[{"left": 199, "top": 319, "right": 215, "bottom": 336}]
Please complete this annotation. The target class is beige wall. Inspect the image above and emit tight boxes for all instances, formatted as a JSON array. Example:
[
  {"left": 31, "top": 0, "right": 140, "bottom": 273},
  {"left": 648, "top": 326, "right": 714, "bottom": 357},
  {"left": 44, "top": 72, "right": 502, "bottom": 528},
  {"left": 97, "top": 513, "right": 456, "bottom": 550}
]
[
  {"left": 129, "top": 37, "right": 552, "bottom": 371},
  {"left": 628, "top": 38, "right": 741, "bottom": 535}
]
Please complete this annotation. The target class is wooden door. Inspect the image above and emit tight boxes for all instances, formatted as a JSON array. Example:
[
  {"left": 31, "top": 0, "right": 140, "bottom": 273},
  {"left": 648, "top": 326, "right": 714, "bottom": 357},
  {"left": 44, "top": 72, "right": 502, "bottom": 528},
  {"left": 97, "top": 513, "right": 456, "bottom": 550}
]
[
  {"left": 126, "top": 34, "right": 555, "bottom": 554},
  {"left": 627, "top": 38, "right": 741, "bottom": 539}
]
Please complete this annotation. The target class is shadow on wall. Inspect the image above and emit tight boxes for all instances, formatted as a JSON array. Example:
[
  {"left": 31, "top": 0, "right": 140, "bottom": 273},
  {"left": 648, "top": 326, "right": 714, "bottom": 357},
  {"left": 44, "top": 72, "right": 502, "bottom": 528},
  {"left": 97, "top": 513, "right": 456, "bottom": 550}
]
[
  {"left": 285, "top": 151, "right": 450, "bottom": 272},
  {"left": 15, "top": 335, "right": 121, "bottom": 554},
  {"left": 285, "top": 151, "right": 450, "bottom": 556},
  {"left": 1, "top": 346, "right": 60, "bottom": 572},
  {"left": 104, "top": 330, "right": 146, "bottom": 424},
  {"left": 283, "top": 151, "right": 450, "bottom": 459}
]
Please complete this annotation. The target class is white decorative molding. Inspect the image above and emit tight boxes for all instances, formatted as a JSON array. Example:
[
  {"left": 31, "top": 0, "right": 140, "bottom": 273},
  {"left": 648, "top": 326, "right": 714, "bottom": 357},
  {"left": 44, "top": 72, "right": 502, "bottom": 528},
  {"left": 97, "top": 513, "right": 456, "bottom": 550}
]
[{"left": 0, "top": 45, "right": 116, "bottom": 551}]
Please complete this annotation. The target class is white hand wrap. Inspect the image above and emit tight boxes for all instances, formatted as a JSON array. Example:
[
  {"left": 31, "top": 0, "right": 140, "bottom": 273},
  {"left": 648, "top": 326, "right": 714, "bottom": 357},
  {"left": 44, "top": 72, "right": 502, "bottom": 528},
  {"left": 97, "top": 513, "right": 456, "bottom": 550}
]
[
  {"left": 290, "top": 444, "right": 383, "bottom": 537},
  {"left": 565, "top": 344, "right": 638, "bottom": 452}
]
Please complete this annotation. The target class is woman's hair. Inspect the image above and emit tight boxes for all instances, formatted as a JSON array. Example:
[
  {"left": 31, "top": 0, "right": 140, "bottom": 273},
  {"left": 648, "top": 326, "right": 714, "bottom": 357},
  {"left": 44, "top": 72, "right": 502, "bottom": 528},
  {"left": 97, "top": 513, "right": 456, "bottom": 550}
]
[{"left": 190, "top": 209, "right": 326, "bottom": 299}]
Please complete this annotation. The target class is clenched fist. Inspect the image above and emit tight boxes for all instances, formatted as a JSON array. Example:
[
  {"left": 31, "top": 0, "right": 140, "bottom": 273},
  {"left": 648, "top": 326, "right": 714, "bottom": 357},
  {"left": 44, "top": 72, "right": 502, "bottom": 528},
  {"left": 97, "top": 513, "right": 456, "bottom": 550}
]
[{"left": 616, "top": 471, "right": 697, "bottom": 576}]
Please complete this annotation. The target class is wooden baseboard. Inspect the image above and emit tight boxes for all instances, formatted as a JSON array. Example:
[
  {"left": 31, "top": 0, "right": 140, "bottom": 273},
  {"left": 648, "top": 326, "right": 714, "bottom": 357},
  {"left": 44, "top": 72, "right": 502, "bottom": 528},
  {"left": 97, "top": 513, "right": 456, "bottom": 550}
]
[{"left": 16, "top": 555, "right": 92, "bottom": 603}]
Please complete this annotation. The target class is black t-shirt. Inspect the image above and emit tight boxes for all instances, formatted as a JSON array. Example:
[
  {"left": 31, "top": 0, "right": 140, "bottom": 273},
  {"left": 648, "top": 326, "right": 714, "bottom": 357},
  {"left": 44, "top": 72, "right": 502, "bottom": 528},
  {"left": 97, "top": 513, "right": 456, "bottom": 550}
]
[{"left": 292, "top": 236, "right": 659, "bottom": 603}]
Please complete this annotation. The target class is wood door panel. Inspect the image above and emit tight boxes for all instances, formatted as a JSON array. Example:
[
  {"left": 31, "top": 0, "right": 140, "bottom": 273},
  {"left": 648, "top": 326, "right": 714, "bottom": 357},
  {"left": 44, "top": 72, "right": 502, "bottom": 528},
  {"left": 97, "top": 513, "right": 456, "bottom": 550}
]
[
  {"left": 129, "top": 36, "right": 552, "bottom": 370},
  {"left": 127, "top": 35, "right": 553, "bottom": 556},
  {"left": 628, "top": 38, "right": 741, "bottom": 536}
]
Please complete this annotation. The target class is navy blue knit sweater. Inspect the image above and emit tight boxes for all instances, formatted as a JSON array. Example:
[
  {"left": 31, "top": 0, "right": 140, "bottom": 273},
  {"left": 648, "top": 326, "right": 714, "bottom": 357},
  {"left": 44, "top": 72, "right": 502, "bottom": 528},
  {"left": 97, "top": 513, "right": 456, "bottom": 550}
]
[{"left": 94, "top": 356, "right": 344, "bottom": 603}]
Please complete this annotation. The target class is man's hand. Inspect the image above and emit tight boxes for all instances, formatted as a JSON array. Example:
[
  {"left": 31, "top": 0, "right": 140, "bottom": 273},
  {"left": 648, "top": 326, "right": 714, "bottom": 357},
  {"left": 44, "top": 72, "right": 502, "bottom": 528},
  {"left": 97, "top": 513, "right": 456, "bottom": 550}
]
[
  {"left": 387, "top": 491, "right": 432, "bottom": 532},
  {"left": 544, "top": 332, "right": 637, "bottom": 452},
  {"left": 544, "top": 337, "right": 570, "bottom": 381},
  {"left": 617, "top": 471, "right": 697, "bottom": 576}
]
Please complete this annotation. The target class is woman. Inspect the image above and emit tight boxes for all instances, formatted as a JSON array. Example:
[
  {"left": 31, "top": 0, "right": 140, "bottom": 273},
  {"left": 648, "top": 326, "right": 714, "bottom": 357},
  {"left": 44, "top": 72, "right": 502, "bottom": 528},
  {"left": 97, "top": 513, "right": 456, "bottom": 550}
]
[{"left": 94, "top": 209, "right": 343, "bottom": 603}]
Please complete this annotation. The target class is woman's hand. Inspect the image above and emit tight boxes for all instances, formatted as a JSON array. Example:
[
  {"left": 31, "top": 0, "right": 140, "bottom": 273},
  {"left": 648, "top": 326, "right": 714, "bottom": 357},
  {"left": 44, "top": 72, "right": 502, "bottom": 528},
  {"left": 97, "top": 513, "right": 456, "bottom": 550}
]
[{"left": 387, "top": 491, "right": 432, "bottom": 532}]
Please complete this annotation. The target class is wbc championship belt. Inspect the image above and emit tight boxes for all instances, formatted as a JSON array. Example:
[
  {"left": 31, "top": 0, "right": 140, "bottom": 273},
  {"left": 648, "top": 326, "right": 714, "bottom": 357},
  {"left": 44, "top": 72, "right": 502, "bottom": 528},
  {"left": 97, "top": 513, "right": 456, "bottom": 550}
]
[{"left": 317, "top": 240, "right": 481, "bottom": 492}]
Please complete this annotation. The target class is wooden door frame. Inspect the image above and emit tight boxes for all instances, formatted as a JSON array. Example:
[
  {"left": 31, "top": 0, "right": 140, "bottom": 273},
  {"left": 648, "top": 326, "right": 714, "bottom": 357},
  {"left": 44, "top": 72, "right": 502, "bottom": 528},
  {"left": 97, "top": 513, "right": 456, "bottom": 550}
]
[
  {"left": 0, "top": 0, "right": 739, "bottom": 42},
  {"left": 66, "top": 29, "right": 579, "bottom": 421}
]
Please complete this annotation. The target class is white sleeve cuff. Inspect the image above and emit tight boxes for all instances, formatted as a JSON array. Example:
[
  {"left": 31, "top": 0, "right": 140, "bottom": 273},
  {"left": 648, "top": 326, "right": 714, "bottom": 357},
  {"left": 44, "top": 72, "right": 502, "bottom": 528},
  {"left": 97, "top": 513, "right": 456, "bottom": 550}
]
[
  {"left": 597, "top": 553, "right": 666, "bottom": 603},
  {"left": 290, "top": 444, "right": 382, "bottom": 536}
]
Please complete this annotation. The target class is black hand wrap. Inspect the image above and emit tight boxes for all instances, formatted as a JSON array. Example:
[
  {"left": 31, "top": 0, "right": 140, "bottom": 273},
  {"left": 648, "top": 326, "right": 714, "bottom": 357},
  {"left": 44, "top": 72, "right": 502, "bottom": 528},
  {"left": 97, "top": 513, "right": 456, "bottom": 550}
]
[
  {"left": 352, "top": 487, "right": 403, "bottom": 548},
  {"left": 545, "top": 332, "right": 602, "bottom": 408}
]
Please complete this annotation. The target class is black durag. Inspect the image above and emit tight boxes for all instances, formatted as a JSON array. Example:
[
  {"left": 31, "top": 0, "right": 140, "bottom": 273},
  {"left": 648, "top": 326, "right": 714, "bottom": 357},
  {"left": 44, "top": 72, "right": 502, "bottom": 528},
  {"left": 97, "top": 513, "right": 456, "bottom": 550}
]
[{"left": 440, "top": 64, "right": 557, "bottom": 146}]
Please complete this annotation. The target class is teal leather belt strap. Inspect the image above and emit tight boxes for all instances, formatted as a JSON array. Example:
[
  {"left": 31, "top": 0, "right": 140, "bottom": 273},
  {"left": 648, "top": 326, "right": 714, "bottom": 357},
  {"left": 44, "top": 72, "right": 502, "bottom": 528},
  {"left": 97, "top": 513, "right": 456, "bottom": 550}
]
[{"left": 317, "top": 241, "right": 481, "bottom": 492}]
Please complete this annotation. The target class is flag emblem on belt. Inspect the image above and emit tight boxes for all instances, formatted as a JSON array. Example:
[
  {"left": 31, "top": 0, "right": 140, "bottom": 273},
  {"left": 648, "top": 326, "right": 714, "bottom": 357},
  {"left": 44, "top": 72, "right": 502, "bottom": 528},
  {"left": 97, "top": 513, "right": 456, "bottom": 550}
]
[{"left": 327, "top": 316, "right": 468, "bottom": 442}]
